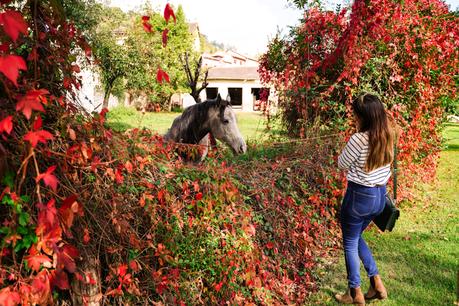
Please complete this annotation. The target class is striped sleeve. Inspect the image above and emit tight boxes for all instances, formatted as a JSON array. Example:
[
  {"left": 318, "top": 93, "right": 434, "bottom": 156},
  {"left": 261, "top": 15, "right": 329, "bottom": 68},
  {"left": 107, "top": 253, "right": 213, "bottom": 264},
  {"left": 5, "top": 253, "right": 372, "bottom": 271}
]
[{"left": 338, "top": 134, "right": 362, "bottom": 170}]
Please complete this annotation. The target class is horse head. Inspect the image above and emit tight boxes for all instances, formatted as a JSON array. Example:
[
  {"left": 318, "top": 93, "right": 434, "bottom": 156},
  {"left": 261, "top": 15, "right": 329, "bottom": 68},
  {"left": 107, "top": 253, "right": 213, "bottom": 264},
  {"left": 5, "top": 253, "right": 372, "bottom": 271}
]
[{"left": 208, "top": 94, "right": 247, "bottom": 154}]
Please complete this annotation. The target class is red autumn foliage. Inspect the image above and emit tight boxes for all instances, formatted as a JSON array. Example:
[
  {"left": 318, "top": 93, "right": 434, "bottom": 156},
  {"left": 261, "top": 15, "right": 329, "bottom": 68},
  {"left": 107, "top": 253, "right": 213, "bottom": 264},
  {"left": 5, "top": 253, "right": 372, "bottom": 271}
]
[
  {"left": 0, "top": 0, "right": 389, "bottom": 304},
  {"left": 23, "top": 129, "right": 53, "bottom": 147},
  {"left": 156, "top": 67, "right": 170, "bottom": 84},
  {"left": 259, "top": 0, "right": 459, "bottom": 199},
  {"left": 0, "top": 1, "right": 92, "bottom": 304},
  {"left": 15, "top": 89, "right": 49, "bottom": 120},
  {"left": 142, "top": 18, "right": 152, "bottom": 33},
  {"left": 0, "top": 115, "right": 13, "bottom": 134},
  {"left": 0, "top": 55, "right": 26, "bottom": 86},
  {"left": 0, "top": 10, "right": 28, "bottom": 42},
  {"left": 162, "top": 28, "right": 169, "bottom": 47},
  {"left": 0, "top": 288, "right": 20, "bottom": 306},
  {"left": 25, "top": 246, "right": 52, "bottom": 272},
  {"left": 36, "top": 165, "right": 58, "bottom": 192},
  {"left": 163, "top": 3, "right": 176, "bottom": 24},
  {"left": 51, "top": 270, "right": 70, "bottom": 290}
]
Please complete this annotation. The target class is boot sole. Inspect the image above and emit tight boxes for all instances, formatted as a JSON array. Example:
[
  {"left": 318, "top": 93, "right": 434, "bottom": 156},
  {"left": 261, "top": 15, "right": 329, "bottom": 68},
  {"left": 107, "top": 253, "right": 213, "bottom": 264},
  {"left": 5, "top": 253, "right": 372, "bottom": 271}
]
[{"left": 365, "top": 292, "right": 387, "bottom": 300}]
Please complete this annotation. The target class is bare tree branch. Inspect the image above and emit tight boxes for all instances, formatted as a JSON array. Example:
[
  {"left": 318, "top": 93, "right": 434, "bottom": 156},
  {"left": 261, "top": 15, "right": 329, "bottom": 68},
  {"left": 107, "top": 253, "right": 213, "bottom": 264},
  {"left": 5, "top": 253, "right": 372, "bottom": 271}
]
[{"left": 181, "top": 52, "right": 209, "bottom": 103}]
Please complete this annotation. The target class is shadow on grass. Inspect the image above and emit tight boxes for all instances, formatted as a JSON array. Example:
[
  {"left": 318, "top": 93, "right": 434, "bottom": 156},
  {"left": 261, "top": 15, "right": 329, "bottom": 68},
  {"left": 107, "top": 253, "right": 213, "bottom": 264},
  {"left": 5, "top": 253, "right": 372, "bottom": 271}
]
[
  {"left": 369, "top": 232, "right": 457, "bottom": 305},
  {"left": 311, "top": 228, "right": 458, "bottom": 305},
  {"left": 443, "top": 143, "right": 459, "bottom": 151}
]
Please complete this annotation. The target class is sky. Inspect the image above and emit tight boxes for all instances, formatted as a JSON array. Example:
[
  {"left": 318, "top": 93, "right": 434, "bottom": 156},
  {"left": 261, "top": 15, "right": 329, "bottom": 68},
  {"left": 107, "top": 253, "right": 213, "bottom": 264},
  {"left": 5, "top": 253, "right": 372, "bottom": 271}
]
[{"left": 107, "top": 0, "right": 459, "bottom": 57}]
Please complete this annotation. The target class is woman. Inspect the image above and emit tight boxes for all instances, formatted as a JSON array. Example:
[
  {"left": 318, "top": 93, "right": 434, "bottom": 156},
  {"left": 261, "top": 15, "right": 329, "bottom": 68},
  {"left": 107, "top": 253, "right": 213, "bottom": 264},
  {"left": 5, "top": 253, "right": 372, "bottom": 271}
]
[{"left": 335, "top": 93, "right": 396, "bottom": 305}]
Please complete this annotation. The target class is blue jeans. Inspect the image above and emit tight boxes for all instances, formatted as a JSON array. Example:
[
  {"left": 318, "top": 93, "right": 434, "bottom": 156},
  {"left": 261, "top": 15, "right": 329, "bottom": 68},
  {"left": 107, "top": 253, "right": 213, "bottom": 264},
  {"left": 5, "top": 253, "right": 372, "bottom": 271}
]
[{"left": 340, "top": 181, "right": 386, "bottom": 288}]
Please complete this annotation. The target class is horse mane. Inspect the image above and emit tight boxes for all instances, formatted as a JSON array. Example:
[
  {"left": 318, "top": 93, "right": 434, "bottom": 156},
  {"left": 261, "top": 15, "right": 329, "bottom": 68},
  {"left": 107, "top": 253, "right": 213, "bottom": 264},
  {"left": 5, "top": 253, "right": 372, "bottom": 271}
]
[{"left": 164, "top": 98, "right": 224, "bottom": 144}]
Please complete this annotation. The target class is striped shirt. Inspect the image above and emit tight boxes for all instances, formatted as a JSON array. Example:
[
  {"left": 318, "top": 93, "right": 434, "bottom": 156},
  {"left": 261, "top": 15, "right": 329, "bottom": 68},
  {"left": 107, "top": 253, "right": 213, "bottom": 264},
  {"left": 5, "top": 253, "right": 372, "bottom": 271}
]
[{"left": 338, "top": 132, "right": 391, "bottom": 187}]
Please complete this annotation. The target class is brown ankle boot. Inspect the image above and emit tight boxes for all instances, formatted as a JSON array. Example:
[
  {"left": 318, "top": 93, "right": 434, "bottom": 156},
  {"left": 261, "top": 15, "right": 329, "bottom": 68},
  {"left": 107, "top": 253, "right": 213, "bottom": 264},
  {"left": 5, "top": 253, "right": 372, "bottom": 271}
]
[
  {"left": 365, "top": 275, "right": 387, "bottom": 300},
  {"left": 335, "top": 287, "right": 365, "bottom": 305}
]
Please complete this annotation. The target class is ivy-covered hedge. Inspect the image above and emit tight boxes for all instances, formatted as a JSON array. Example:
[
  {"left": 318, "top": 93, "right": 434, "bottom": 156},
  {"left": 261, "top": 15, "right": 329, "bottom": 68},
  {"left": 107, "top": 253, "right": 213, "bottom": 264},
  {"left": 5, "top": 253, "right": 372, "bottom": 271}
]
[
  {"left": 259, "top": 0, "right": 459, "bottom": 199},
  {"left": 0, "top": 1, "right": 343, "bottom": 304}
]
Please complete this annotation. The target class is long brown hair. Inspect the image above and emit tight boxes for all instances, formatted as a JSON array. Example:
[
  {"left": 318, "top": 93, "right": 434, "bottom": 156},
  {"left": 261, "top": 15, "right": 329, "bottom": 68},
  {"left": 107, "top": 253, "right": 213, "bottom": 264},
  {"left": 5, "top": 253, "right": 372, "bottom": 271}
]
[{"left": 352, "top": 94, "right": 395, "bottom": 172}]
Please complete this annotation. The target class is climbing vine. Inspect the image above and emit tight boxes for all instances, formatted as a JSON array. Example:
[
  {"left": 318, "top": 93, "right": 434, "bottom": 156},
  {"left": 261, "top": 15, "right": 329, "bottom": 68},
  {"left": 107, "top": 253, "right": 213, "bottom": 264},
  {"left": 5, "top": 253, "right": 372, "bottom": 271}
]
[{"left": 260, "top": 0, "right": 459, "bottom": 198}]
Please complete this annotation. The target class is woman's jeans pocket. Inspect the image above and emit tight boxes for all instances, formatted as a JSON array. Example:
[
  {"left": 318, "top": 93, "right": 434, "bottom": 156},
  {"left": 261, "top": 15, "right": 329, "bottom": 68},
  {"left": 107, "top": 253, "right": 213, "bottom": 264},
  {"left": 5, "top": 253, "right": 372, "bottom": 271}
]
[{"left": 351, "top": 190, "right": 377, "bottom": 217}]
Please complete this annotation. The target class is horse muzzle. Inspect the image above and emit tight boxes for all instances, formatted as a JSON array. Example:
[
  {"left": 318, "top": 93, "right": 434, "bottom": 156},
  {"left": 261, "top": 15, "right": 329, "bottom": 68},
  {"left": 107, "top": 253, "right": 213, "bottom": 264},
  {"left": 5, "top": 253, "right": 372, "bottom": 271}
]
[{"left": 234, "top": 140, "right": 247, "bottom": 154}]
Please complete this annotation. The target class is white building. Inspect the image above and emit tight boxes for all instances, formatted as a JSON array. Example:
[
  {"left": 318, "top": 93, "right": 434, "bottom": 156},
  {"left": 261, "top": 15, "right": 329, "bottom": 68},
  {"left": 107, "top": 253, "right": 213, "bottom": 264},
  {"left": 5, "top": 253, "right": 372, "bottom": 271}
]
[
  {"left": 199, "top": 65, "right": 269, "bottom": 112},
  {"left": 198, "top": 51, "right": 271, "bottom": 112},
  {"left": 77, "top": 65, "right": 120, "bottom": 113}
]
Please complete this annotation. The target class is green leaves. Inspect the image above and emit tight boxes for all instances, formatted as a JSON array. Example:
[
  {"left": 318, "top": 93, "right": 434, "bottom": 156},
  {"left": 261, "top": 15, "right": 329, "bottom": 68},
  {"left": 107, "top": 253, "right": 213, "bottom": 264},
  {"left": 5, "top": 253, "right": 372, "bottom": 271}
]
[
  {"left": 92, "top": 4, "right": 195, "bottom": 110},
  {"left": 1, "top": 193, "right": 37, "bottom": 253}
]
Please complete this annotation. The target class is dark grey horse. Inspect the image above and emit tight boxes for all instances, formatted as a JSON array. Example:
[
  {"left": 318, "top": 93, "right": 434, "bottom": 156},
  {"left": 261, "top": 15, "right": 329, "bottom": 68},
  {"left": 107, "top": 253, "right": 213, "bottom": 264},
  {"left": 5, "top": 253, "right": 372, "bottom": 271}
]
[{"left": 164, "top": 94, "right": 247, "bottom": 160}]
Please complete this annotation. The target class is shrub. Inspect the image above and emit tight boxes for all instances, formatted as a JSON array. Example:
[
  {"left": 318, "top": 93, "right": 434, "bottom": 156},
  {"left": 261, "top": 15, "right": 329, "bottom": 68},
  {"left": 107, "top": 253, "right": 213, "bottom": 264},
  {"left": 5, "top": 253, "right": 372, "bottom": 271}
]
[
  {"left": 259, "top": 0, "right": 459, "bottom": 199},
  {"left": 0, "top": 1, "right": 342, "bottom": 304}
]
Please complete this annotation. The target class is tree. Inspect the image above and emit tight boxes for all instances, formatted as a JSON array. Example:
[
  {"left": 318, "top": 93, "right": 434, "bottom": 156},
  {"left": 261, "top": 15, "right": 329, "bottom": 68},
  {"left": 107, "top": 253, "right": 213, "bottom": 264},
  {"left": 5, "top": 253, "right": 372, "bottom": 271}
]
[
  {"left": 93, "top": 4, "right": 196, "bottom": 110},
  {"left": 181, "top": 52, "right": 208, "bottom": 102},
  {"left": 92, "top": 7, "right": 130, "bottom": 109},
  {"left": 260, "top": 0, "right": 459, "bottom": 198}
]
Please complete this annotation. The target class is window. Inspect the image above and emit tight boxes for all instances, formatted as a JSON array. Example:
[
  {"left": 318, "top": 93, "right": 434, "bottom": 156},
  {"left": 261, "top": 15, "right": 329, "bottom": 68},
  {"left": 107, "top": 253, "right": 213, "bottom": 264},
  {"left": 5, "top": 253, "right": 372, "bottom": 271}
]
[
  {"left": 206, "top": 87, "right": 218, "bottom": 100},
  {"left": 228, "top": 88, "right": 242, "bottom": 107}
]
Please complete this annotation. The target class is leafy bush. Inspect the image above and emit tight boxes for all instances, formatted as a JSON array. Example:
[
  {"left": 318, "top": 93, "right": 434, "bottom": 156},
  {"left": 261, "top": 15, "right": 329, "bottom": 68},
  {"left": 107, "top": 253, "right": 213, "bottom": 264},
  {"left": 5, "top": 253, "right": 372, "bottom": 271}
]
[
  {"left": 0, "top": 1, "right": 342, "bottom": 305},
  {"left": 259, "top": 0, "right": 459, "bottom": 199}
]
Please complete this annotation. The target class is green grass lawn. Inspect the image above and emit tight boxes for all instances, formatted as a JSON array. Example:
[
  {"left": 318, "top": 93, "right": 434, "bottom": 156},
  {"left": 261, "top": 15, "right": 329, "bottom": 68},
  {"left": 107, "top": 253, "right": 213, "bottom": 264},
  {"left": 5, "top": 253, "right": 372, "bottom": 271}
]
[
  {"left": 107, "top": 106, "right": 278, "bottom": 142},
  {"left": 311, "top": 123, "right": 459, "bottom": 305}
]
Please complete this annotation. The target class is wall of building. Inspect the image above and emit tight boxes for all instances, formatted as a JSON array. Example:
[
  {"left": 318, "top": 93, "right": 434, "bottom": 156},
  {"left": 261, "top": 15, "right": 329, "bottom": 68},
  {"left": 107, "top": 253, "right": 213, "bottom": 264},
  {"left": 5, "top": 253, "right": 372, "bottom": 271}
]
[
  {"left": 78, "top": 67, "right": 120, "bottom": 112},
  {"left": 199, "top": 79, "right": 263, "bottom": 112}
]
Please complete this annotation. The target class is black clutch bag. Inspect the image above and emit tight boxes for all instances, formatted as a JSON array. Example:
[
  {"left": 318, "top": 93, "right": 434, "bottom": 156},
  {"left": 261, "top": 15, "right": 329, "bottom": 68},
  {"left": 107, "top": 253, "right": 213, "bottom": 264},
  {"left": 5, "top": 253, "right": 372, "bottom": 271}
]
[
  {"left": 373, "top": 194, "right": 400, "bottom": 232},
  {"left": 373, "top": 146, "right": 400, "bottom": 232}
]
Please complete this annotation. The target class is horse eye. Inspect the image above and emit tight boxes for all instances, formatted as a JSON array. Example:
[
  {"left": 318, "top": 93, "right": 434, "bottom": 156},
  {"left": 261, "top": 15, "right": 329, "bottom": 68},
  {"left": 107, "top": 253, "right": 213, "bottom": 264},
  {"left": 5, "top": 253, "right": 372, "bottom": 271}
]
[{"left": 223, "top": 119, "right": 229, "bottom": 124}]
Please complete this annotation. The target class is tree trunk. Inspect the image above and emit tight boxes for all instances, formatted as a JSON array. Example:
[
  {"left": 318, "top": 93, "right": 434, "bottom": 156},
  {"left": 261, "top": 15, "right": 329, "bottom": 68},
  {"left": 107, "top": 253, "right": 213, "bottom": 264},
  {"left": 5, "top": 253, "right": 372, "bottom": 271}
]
[
  {"left": 70, "top": 248, "right": 102, "bottom": 306},
  {"left": 102, "top": 80, "right": 115, "bottom": 109}
]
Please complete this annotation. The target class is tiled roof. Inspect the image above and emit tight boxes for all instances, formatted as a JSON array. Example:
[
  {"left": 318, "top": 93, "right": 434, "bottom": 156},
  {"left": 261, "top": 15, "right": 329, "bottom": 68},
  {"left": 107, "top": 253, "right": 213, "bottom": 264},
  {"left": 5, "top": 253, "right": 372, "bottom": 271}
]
[
  {"left": 188, "top": 23, "right": 199, "bottom": 35},
  {"left": 207, "top": 66, "right": 259, "bottom": 80}
]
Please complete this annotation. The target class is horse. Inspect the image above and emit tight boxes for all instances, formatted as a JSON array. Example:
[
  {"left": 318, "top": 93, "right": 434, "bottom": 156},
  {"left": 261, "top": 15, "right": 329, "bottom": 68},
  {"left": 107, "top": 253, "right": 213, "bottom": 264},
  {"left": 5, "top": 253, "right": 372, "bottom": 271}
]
[{"left": 164, "top": 94, "right": 247, "bottom": 161}]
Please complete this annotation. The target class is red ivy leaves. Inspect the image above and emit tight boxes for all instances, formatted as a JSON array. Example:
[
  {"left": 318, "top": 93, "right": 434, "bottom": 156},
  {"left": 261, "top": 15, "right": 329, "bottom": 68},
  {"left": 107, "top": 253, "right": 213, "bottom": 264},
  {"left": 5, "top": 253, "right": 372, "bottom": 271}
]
[
  {"left": 143, "top": 5, "right": 175, "bottom": 80},
  {"left": 115, "top": 165, "right": 124, "bottom": 184},
  {"left": 83, "top": 228, "right": 90, "bottom": 244},
  {"left": 38, "top": 199, "right": 58, "bottom": 228},
  {"left": 214, "top": 281, "right": 223, "bottom": 292},
  {"left": 98, "top": 107, "right": 109, "bottom": 124},
  {"left": 156, "top": 68, "right": 170, "bottom": 84},
  {"left": 142, "top": 22, "right": 152, "bottom": 33},
  {"left": 141, "top": 16, "right": 152, "bottom": 33},
  {"left": 25, "top": 246, "right": 52, "bottom": 272},
  {"left": 16, "top": 89, "right": 49, "bottom": 120},
  {"left": 56, "top": 244, "right": 79, "bottom": 273},
  {"left": 0, "top": 42, "right": 8, "bottom": 52},
  {"left": 162, "top": 29, "right": 169, "bottom": 47},
  {"left": 50, "top": 270, "right": 70, "bottom": 290},
  {"left": 0, "top": 55, "right": 26, "bottom": 86},
  {"left": 0, "top": 10, "right": 28, "bottom": 42},
  {"left": 36, "top": 166, "right": 58, "bottom": 192},
  {"left": 0, "top": 115, "right": 13, "bottom": 134},
  {"left": 24, "top": 129, "right": 53, "bottom": 147},
  {"left": 164, "top": 4, "right": 176, "bottom": 24},
  {"left": 59, "top": 194, "right": 82, "bottom": 232},
  {"left": 32, "top": 115, "right": 42, "bottom": 130},
  {"left": 30, "top": 270, "right": 51, "bottom": 305},
  {"left": 0, "top": 287, "right": 21, "bottom": 306}
]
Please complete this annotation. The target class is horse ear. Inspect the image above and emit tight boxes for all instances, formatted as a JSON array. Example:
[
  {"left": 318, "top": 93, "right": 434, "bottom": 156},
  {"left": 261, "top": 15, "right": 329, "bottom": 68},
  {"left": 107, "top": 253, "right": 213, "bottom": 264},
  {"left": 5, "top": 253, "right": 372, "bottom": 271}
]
[
  {"left": 226, "top": 94, "right": 231, "bottom": 103},
  {"left": 216, "top": 93, "right": 222, "bottom": 105}
]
